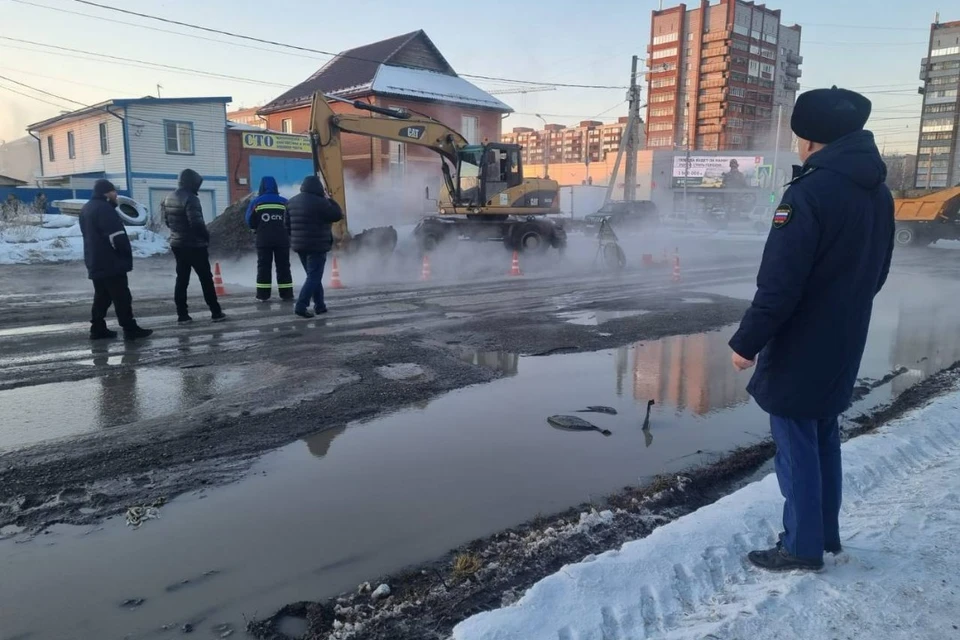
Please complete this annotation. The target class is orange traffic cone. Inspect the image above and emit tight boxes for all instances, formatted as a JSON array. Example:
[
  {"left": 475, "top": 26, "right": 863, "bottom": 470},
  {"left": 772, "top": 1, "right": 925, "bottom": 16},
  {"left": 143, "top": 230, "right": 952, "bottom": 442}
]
[
  {"left": 213, "top": 262, "right": 226, "bottom": 296},
  {"left": 672, "top": 250, "right": 682, "bottom": 283},
  {"left": 509, "top": 250, "right": 522, "bottom": 277},
  {"left": 329, "top": 255, "right": 345, "bottom": 290},
  {"left": 420, "top": 253, "right": 432, "bottom": 282}
]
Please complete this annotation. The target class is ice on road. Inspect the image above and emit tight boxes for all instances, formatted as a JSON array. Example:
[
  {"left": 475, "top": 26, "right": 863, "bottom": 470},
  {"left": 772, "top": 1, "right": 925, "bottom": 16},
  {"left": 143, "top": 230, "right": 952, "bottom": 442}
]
[{"left": 454, "top": 386, "right": 960, "bottom": 640}]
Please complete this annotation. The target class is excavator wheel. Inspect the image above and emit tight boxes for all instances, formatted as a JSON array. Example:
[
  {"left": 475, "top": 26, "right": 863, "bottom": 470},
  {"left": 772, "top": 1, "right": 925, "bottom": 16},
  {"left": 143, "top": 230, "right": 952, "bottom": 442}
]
[
  {"left": 416, "top": 222, "right": 447, "bottom": 252},
  {"left": 511, "top": 221, "right": 550, "bottom": 254}
]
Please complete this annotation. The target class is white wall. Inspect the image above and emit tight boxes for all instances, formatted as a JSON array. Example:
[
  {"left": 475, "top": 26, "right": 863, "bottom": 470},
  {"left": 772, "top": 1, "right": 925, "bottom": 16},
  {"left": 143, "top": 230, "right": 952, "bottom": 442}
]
[
  {"left": 134, "top": 178, "right": 223, "bottom": 224},
  {"left": 126, "top": 102, "right": 228, "bottom": 179},
  {"left": 36, "top": 112, "right": 126, "bottom": 187}
]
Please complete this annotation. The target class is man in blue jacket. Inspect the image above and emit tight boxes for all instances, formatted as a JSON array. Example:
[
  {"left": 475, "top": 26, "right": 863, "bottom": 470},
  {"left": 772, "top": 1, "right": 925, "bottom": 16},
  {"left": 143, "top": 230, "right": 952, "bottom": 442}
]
[
  {"left": 79, "top": 179, "right": 153, "bottom": 340},
  {"left": 245, "top": 176, "right": 293, "bottom": 302},
  {"left": 729, "top": 87, "right": 894, "bottom": 572}
]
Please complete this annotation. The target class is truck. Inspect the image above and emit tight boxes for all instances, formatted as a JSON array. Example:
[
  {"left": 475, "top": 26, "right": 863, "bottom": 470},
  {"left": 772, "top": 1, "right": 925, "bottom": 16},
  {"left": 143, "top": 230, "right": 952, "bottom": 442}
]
[
  {"left": 307, "top": 92, "right": 567, "bottom": 254},
  {"left": 893, "top": 186, "right": 960, "bottom": 247}
]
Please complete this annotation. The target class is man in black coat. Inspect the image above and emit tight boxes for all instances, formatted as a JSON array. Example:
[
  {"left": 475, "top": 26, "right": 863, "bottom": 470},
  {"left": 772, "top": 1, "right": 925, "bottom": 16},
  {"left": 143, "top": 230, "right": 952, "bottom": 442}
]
[
  {"left": 729, "top": 87, "right": 895, "bottom": 572},
  {"left": 162, "top": 168, "right": 226, "bottom": 324},
  {"left": 79, "top": 179, "right": 152, "bottom": 340},
  {"left": 285, "top": 175, "right": 343, "bottom": 318},
  {"left": 245, "top": 176, "right": 293, "bottom": 302}
]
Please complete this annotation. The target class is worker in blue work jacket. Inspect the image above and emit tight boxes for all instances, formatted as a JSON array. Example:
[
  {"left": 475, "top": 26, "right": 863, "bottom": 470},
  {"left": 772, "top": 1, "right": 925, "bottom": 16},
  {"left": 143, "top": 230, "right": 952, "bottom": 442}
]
[
  {"left": 245, "top": 176, "right": 294, "bottom": 302},
  {"left": 729, "top": 86, "right": 894, "bottom": 572}
]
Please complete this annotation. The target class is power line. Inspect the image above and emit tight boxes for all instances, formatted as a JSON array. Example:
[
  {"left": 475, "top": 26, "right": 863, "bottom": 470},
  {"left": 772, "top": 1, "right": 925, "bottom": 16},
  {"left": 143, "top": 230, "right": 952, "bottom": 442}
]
[
  {"left": 0, "top": 81, "right": 74, "bottom": 110},
  {"left": 0, "top": 73, "right": 86, "bottom": 106},
  {"left": 71, "top": 0, "right": 629, "bottom": 91}
]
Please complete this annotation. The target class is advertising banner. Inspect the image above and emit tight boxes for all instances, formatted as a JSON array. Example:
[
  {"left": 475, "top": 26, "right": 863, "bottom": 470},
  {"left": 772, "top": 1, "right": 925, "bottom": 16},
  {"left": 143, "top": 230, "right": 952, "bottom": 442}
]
[{"left": 672, "top": 155, "right": 764, "bottom": 188}]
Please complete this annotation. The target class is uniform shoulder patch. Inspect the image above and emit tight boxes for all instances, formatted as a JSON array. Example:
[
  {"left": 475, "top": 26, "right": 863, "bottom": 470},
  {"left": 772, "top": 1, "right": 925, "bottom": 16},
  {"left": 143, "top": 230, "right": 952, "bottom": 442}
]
[{"left": 772, "top": 204, "right": 792, "bottom": 229}]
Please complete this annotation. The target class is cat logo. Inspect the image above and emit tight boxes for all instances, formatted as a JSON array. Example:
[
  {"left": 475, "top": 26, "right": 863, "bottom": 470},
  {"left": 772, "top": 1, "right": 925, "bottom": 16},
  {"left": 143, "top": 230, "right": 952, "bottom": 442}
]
[
  {"left": 530, "top": 198, "right": 539, "bottom": 206},
  {"left": 399, "top": 126, "right": 426, "bottom": 140}
]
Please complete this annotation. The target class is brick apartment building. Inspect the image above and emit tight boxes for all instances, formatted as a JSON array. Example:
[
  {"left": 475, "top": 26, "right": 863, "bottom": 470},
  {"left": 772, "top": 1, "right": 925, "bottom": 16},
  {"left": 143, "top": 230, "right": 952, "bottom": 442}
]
[
  {"left": 916, "top": 18, "right": 960, "bottom": 189},
  {"left": 257, "top": 30, "right": 511, "bottom": 185},
  {"left": 501, "top": 118, "right": 631, "bottom": 166},
  {"left": 226, "top": 106, "right": 266, "bottom": 129},
  {"left": 646, "top": 0, "right": 802, "bottom": 152}
]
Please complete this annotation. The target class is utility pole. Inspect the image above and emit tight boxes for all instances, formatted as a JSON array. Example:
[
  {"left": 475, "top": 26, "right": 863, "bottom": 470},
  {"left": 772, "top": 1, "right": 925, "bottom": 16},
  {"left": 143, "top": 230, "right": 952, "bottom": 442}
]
[
  {"left": 623, "top": 55, "right": 641, "bottom": 202},
  {"left": 156, "top": 84, "right": 162, "bottom": 98},
  {"left": 771, "top": 104, "right": 783, "bottom": 203},
  {"left": 535, "top": 113, "right": 549, "bottom": 179}
]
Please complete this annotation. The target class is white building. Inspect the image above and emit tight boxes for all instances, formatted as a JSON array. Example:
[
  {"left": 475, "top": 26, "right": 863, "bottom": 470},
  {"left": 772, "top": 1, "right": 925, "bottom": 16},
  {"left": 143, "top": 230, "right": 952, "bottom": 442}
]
[{"left": 27, "top": 96, "right": 232, "bottom": 221}]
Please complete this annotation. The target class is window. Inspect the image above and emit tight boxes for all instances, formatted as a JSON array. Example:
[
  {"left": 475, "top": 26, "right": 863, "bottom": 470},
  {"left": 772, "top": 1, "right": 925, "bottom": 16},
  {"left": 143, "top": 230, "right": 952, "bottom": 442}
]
[
  {"left": 67, "top": 131, "right": 76, "bottom": 159},
  {"left": 730, "top": 87, "right": 746, "bottom": 98},
  {"left": 164, "top": 121, "right": 194, "bottom": 155},
  {"left": 650, "top": 91, "right": 673, "bottom": 103},
  {"left": 748, "top": 60, "right": 760, "bottom": 77},
  {"left": 99, "top": 122, "right": 110, "bottom": 154},
  {"left": 929, "top": 74, "right": 960, "bottom": 86},
  {"left": 924, "top": 103, "right": 956, "bottom": 114},
  {"left": 649, "top": 107, "right": 674, "bottom": 117},
  {"left": 728, "top": 117, "right": 743, "bottom": 128},
  {"left": 652, "top": 47, "right": 678, "bottom": 59},
  {"left": 733, "top": 24, "right": 749, "bottom": 36},
  {"left": 46, "top": 135, "right": 55, "bottom": 161},
  {"left": 749, "top": 44, "right": 760, "bottom": 55},
  {"left": 281, "top": 118, "right": 293, "bottom": 133},
  {"left": 931, "top": 60, "right": 960, "bottom": 71},
  {"left": 731, "top": 39, "right": 749, "bottom": 51},
  {"left": 648, "top": 122, "right": 673, "bottom": 132},
  {"left": 650, "top": 77, "right": 676, "bottom": 88},
  {"left": 647, "top": 136, "right": 673, "bottom": 147},
  {"left": 460, "top": 115, "right": 479, "bottom": 144},
  {"left": 653, "top": 32, "right": 679, "bottom": 45},
  {"left": 931, "top": 45, "right": 960, "bottom": 57}
]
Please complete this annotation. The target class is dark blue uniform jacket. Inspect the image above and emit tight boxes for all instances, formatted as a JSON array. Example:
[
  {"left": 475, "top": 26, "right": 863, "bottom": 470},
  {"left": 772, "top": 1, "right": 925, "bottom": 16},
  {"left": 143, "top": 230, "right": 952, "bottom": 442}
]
[
  {"left": 245, "top": 176, "right": 289, "bottom": 249},
  {"left": 729, "top": 130, "right": 895, "bottom": 419},
  {"left": 79, "top": 195, "right": 133, "bottom": 280}
]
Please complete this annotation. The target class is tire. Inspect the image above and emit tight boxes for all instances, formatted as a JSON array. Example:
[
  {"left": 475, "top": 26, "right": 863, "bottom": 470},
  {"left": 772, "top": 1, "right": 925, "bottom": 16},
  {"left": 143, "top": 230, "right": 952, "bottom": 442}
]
[
  {"left": 415, "top": 224, "right": 445, "bottom": 252},
  {"left": 513, "top": 222, "right": 549, "bottom": 254},
  {"left": 894, "top": 224, "right": 918, "bottom": 247}
]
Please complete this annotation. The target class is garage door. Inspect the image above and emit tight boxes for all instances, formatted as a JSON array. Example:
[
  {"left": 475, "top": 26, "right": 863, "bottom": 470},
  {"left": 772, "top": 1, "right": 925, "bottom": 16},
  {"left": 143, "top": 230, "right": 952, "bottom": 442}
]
[
  {"left": 250, "top": 155, "right": 314, "bottom": 195},
  {"left": 149, "top": 188, "right": 217, "bottom": 223}
]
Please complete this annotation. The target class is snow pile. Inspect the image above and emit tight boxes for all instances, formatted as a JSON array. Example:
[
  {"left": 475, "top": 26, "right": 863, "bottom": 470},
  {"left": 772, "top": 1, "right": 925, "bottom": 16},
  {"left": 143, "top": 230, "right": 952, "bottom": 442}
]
[
  {"left": 454, "top": 388, "right": 960, "bottom": 640},
  {"left": 0, "top": 221, "right": 168, "bottom": 264}
]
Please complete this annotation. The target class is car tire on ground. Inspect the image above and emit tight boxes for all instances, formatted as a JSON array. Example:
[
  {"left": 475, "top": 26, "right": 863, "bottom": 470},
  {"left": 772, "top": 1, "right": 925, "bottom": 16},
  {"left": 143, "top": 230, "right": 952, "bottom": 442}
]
[{"left": 894, "top": 223, "right": 919, "bottom": 247}]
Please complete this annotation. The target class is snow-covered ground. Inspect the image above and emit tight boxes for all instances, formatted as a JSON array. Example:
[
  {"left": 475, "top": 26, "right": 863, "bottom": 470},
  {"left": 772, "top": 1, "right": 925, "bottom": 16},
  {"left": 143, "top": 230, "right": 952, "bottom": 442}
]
[
  {"left": 455, "top": 387, "right": 960, "bottom": 640},
  {"left": 0, "top": 221, "right": 168, "bottom": 265}
]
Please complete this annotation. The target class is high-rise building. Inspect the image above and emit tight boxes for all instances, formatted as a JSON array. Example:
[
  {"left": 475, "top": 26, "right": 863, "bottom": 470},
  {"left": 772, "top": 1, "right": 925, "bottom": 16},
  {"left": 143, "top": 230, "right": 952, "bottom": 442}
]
[
  {"left": 501, "top": 118, "right": 632, "bottom": 166},
  {"left": 916, "top": 18, "right": 960, "bottom": 189},
  {"left": 646, "top": 0, "right": 802, "bottom": 152}
]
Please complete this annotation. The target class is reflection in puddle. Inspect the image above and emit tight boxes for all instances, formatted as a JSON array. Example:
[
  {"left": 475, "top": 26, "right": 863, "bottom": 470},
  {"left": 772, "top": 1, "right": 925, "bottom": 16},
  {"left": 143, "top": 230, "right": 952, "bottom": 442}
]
[
  {"left": 462, "top": 351, "right": 520, "bottom": 375},
  {"left": 0, "top": 366, "right": 247, "bottom": 451},
  {"left": 555, "top": 309, "right": 650, "bottom": 326}
]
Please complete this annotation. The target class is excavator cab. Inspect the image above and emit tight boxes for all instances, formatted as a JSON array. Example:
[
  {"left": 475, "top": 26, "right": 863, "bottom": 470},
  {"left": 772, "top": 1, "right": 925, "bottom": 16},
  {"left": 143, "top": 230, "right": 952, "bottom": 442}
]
[{"left": 453, "top": 144, "right": 524, "bottom": 207}]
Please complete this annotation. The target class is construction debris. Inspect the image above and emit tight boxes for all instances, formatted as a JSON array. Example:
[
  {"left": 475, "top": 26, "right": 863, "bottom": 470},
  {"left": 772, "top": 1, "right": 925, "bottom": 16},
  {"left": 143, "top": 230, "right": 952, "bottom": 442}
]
[{"left": 208, "top": 194, "right": 255, "bottom": 256}]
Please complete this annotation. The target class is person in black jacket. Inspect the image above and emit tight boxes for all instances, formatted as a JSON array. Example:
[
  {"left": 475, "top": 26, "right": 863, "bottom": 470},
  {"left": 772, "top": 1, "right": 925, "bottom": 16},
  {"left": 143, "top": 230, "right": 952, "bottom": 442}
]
[
  {"left": 245, "top": 176, "right": 293, "bottom": 302},
  {"left": 285, "top": 175, "right": 343, "bottom": 318},
  {"left": 79, "top": 179, "right": 152, "bottom": 340},
  {"left": 729, "top": 87, "right": 895, "bottom": 572},
  {"left": 162, "top": 168, "right": 226, "bottom": 324}
]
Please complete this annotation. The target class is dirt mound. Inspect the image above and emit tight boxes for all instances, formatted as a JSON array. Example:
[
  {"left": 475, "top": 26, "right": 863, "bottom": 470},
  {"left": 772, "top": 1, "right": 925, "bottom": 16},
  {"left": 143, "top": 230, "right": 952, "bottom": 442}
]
[{"left": 208, "top": 194, "right": 254, "bottom": 256}]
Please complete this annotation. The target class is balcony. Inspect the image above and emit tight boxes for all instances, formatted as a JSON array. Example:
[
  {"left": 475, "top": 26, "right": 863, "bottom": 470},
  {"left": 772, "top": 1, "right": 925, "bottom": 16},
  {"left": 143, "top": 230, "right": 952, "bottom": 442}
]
[
  {"left": 699, "top": 91, "right": 726, "bottom": 104},
  {"left": 702, "top": 45, "right": 729, "bottom": 59},
  {"left": 784, "top": 79, "right": 800, "bottom": 91},
  {"left": 701, "top": 77, "right": 727, "bottom": 89},
  {"left": 698, "top": 108, "right": 723, "bottom": 119},
  {"left": 785, "top": 65, "right": 802, "bottom": 78},
  {"left": 702, "top": 29, "right": 731, "bottom": 43},
  {"left": 700, "top": 60, "right": 730, "bottom": 74},
  {"left": 786, "top": 52, "right": 803, "bottom": 65},
  {"left": 698, "top": 124, "right": 723, "bottom": 134}
]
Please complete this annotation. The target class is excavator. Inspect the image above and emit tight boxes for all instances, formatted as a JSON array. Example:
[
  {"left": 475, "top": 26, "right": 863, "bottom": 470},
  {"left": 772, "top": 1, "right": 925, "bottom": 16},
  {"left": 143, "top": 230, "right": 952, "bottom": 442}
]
[
  {"left": 307, "top": 91, "right": 567, "bottom": 255},
  {"left": 893, "top": 186, "right": 960, "bottom": 246}
]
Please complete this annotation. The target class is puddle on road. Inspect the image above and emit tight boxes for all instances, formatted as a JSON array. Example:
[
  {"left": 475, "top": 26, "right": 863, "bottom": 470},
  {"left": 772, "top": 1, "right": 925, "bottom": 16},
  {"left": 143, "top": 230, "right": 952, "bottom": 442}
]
[
  {"left": 0, "top": 366, "right": 248, "bottom": 451},
  {"left": 555, "top": 309, "right": 650, "bottom": 326},
  {"left": 4, "top": 275, "right": 960, "bottom": 640},
  {"left": 681, "top": 297, "right": 714, "bottom": 304}
]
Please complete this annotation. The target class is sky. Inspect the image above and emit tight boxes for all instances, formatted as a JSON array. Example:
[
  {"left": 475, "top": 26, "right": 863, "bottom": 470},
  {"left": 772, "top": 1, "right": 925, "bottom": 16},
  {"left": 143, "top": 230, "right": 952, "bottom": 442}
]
[{"left": 0, "top": 0, "right": 947, "bottom": 153}]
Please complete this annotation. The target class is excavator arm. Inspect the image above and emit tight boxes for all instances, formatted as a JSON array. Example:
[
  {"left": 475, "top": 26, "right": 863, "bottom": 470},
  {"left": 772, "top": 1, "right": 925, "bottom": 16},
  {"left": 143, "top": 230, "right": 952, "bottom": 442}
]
[{"left": 308, "top": 91, "right": 468, "bottom": 243}]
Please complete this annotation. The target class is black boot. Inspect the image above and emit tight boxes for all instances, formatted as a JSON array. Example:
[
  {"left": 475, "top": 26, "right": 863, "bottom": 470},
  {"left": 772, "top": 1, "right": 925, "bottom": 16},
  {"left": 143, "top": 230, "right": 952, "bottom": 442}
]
[
  {"left": 748, "top": 545, "right": 823, "bottom": 572},
  {"left": 123, "top": 324, "right": 154, "bottom": 340},
  {"left": 778, "top": 531, "right": 842, "bottom": 555},
  {"left": 90, "top": 324, "right": 117, "bottom": 340}
]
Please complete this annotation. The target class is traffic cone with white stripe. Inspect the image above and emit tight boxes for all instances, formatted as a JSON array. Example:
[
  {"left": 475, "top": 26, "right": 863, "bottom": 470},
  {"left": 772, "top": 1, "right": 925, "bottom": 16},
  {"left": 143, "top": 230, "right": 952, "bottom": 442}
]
[
  {"left": 509, "top": 251, "right": 522, "bottom": 277},
  {"left": 420, "top": 253, "right": 432, "bottom": 282},
  {"left": 329, "top": 255, "right": 345, "bottom": 290},
  {"left": 213, "top": 262, "right": 226, "bottom": 296}
]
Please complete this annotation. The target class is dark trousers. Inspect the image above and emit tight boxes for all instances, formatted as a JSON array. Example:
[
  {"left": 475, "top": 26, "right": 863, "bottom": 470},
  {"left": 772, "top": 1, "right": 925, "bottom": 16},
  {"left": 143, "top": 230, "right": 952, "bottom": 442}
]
[
  {"left": 172, "top": 247, "right": 222, "bottom": 317},
  {"left": 296, "top": 251, "right": 327, "bottom": 312},
  {"left": 256, "top": 246, "right": 294, "bottom": 300},
  {"left": 91, "top": 274, "right": 136, "bottom": 330},
  {"left": 770, "top": 414, "right": 843, "bottom": 562}
]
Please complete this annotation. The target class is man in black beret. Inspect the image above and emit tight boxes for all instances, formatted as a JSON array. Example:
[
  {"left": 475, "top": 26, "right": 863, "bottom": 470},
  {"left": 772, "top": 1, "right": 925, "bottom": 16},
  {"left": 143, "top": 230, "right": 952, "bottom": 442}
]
[
  {"left": 729, "top": 86, "right": 895, "bottom": 571},
  {"left": 79, "top": 179, "right": 153, "bottom": 340}
]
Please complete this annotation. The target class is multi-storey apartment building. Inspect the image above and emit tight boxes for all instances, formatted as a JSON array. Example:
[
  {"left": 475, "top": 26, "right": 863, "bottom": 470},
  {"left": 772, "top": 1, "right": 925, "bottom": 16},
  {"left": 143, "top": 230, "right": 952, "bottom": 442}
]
[
  {"left": 501, "top": 118, "right": 631, "bottom": 166},
  {"left": 916, "top": 18, "right": 960, "bottom": 189}
]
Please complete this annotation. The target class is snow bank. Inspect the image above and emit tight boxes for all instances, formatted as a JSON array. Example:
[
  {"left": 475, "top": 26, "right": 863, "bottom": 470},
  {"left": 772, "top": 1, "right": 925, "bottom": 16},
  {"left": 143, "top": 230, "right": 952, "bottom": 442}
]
[
  {"left": 0, "top": 222, "right": 168, "bottom": 265},
  {"left": 454, "top": 388, "right": 960, "bottom": 640}
]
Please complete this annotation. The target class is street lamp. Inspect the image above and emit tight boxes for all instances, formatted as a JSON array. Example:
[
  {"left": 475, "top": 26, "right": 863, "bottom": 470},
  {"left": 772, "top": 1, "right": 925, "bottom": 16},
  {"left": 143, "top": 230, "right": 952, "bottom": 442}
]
[{"left": 535, "top": 113, "right": 550, "bottom": 179}]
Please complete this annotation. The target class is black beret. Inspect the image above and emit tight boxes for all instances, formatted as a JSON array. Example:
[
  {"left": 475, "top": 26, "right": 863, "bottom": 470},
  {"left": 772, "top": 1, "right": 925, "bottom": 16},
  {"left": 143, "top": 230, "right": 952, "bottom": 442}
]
[
  {"left": 93, "top": 179, "right": 117, "bottom": 196},
  {"left": 790, "top": 86, "right": 872, "bottom": 144}
]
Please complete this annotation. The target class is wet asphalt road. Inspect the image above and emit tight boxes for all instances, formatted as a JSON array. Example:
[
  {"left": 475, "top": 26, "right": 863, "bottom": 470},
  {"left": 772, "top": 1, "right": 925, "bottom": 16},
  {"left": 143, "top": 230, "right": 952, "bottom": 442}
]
[{"left": 1, "top": 232, "right": 959, "bottom": 639}]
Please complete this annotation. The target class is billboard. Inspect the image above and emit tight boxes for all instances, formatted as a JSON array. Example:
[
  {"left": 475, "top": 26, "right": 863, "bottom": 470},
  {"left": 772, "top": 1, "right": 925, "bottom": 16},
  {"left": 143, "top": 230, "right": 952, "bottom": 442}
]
[{"left": 672, "top": 155, "right": 765, "bottom": 188}]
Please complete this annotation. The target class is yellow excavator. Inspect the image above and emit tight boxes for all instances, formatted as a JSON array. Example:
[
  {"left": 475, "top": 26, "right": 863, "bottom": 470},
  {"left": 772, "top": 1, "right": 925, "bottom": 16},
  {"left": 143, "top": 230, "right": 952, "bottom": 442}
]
[
  {"left": 893, "top": 186, "right": 960, "bottom": 246},
  {"left": 308, "top": 91, "right": 566, "bottom": 254}
]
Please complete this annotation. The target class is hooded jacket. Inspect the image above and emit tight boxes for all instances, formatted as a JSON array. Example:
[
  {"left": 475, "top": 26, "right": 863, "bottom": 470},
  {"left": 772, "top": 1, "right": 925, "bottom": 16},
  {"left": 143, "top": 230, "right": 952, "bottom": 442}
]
[
  {"left": 729, "top": 130, "right": 895, "bottom": 419},
  {"left": 79, "top": 186, "right": 133, "bottom": 280},
  {"left": 245, "top": 176, "right": 289, "bottom": 248},
  {"left": 285, "top": 175, "right": 343, "bottom": 253},
  {"left": 162, "top": 169, "right": 210, "bottom": 249}
]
